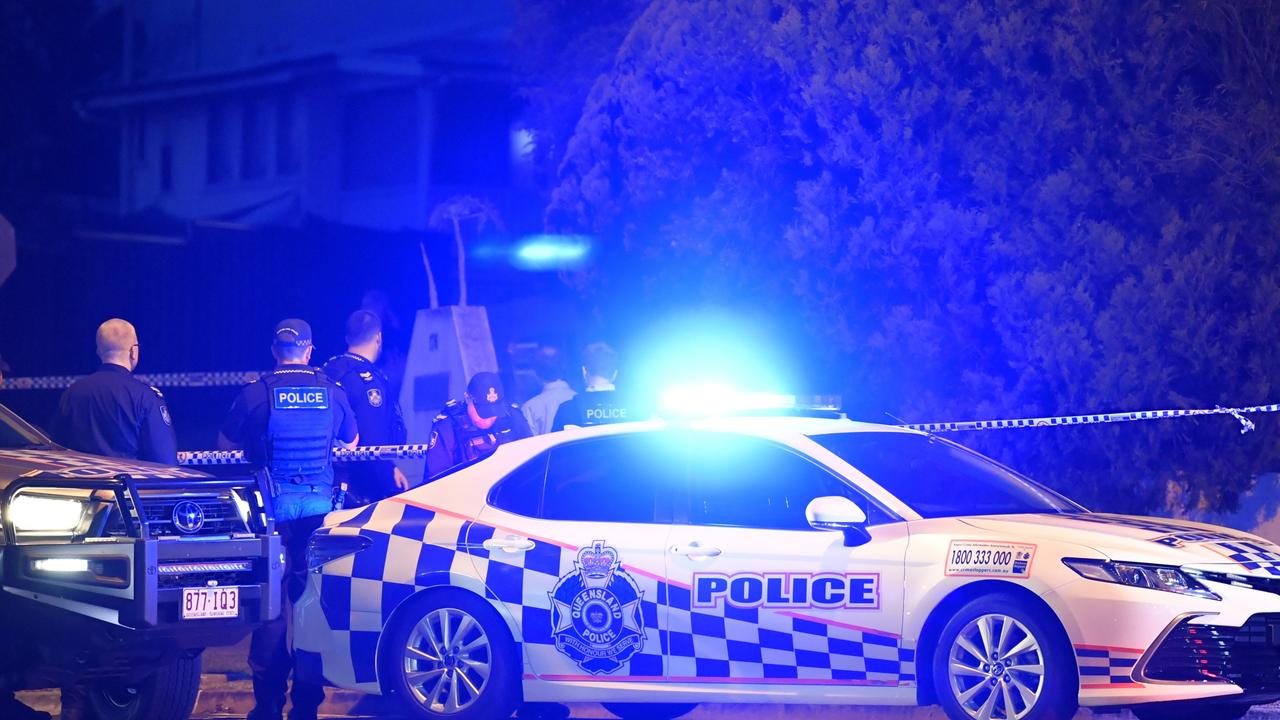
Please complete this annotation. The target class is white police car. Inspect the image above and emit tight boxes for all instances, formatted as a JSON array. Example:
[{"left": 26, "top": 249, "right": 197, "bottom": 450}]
[{"left": 294, "top": 415, "right": 1280, "bottom": 720}]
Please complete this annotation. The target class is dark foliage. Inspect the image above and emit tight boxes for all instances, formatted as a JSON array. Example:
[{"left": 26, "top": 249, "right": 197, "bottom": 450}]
[{"left": 526, "top": 0, "right": 1280, "bottom": 514}]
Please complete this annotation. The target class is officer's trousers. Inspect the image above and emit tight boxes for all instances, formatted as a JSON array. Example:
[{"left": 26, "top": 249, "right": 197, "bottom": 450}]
[{"left": 248, "top": 513, "right": 326, "bottom": 720}]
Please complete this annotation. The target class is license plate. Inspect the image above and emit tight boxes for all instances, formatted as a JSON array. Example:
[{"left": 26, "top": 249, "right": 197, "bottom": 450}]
[{"left": 181, "top": 587, "right": 239, "bottom": 620}]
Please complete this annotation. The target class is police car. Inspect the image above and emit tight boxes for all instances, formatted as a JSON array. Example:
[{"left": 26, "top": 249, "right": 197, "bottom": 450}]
[
  {"left": 295, "top": 414, "right": 1280, "bottom": 720},
  {"left": 0, "top": 403, "right": 280, "bottom": 720}
]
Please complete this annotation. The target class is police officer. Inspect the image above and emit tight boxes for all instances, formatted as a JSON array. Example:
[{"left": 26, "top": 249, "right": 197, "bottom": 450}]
[
  {"left": 218, "top": 319, "right": 358, "bottom": 720},
  {"left": 425, "top": 371, "right": 531, "bottom": 479},
  {"left": 50, "top": 318, "right": 177, "bottom": 464},
  {"left": 551, "top": 341, "right": 636, "bottom": 431},
  {"left": 322, "top": 310, "right": 408, "bottom": 505}
]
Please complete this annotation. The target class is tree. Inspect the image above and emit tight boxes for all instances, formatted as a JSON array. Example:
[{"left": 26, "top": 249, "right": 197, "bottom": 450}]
[{"left": 534, "top": 0, "right": 1280, "bottom": 514}]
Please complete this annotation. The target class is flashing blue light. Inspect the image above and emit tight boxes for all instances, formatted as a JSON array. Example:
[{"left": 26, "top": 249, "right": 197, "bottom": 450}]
[
  {"left": 659, "top": 383, "right": 797, "bottom": 417},
  {"left": 513, "top": 234, "right": 592, "bottom": 269}
]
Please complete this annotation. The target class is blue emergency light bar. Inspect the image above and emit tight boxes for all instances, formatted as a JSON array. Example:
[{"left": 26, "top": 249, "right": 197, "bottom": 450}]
[{"left": 657, "top": 383, "right": 842, "bottom": 418}]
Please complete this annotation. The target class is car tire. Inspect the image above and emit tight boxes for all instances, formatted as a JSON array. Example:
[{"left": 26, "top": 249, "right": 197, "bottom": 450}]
[
  {"left": 932, "top": 593, "right": 1076, "bottom": 720},
  {"left": 380, "top": 589, "right": 520, "bottom": 720},
  {"left": 83, "top": 652, "right": 202, "bottom": 720},
  {"left": 1133, "top": 704, "right": 1250, "bottom": 720},
  {"left": 601, "top": 703, "right": 698, "bottom": 720}
]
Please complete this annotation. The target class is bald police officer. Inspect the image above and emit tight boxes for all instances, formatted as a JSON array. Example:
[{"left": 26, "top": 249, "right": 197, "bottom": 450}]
[
  {"left": 51, "top": 318, "right": 177, "bottom": 464},
  {"left": 218, "top": 319, "right": 358, "bottom": 720},
  {"left": 425, "top": 372, "right": 531, "bottom": 479},
  {"left": 322, "top": 310, "right": 408, "bottom": 505}
]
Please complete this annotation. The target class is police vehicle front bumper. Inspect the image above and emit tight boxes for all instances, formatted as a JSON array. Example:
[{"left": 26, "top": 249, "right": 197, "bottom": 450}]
[{"left": 1, "top": 474, "right": 282, "bottom": 658}]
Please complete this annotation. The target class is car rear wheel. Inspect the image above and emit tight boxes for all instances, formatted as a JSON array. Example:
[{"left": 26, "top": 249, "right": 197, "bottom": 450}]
[
  {"left": 83, "top": 652, "right": 202, "bottom": 720},
  {"left": 602, "top": 702, "right": 698, "bottom": 719},
  {"left": 380, "top": 590, "right": 519, "bottom": 720},
  {"left": 933, "top": 594, "right": 1075, "bottom": 720}
]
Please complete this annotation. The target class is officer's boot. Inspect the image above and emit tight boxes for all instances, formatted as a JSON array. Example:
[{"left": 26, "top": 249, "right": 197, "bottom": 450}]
[{"left": 285, "top": 678, "right": 324, "bottom": 720}]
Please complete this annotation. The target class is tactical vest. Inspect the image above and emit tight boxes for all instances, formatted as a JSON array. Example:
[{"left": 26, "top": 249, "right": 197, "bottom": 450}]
[{"left": 261, "top": 369, "right": 335, "bottom": 483}]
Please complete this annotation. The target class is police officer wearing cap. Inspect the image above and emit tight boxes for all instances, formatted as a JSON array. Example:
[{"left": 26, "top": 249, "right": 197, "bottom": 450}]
[
  {"left": 425, "top": 371, "right": 532, "bottom": 479},
  {"left": 322, "top": 310, "right": 409, "bottom": 505},
  {"left": 51, "top": 318, "right": 177, "bottom": 464},
  {"left": 218, "top": 319, "right": 358, "bottom": 720}
]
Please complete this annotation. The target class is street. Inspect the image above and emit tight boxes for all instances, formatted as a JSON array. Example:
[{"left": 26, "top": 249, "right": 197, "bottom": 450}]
[{"left": 14, "top": 638, "right": 1280, "bottom": 719}]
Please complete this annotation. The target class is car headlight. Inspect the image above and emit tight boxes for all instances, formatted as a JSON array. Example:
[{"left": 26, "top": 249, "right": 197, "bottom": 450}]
[
  {"left": 7, "top": 495, "right": 87, "bottom": 533},
  {"left": 1062, "top": 558, "right": 1220, "bottom": 600}
]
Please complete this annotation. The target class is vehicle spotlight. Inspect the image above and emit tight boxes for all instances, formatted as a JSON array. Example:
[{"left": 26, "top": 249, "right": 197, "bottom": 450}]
[{"left": 8, "top": 495, "right": 86, "bottom": 533}]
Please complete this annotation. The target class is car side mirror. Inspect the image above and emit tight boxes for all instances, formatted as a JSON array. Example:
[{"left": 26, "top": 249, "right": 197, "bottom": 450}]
[{"left": 805, "top": 495, "right": 870, "bottom": 547}]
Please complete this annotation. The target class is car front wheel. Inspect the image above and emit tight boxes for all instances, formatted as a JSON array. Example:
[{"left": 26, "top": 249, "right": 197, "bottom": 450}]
[
  {"left": 83, "top": 652, "right": 202, "bottom": 720},
  {"left": 933, "top": 593, "right": 1075, "bottom": 720},
  {"left": 380, "top": 590, "right": 519, "bottom": 720}
]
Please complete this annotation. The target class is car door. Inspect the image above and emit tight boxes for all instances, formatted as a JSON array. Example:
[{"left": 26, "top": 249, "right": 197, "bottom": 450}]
[
  {"left": 475, "top": 433, "right": 678, "bottom": 682},
  {"left": 664, "top": 432, "right": 911, "bottom": 694}
]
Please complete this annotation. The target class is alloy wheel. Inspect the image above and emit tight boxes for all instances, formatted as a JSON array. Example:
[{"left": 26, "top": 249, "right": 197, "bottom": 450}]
[
  {"left": 402, "top": 607, "right": 493, "bottom": 714},
  {"left": 946, "top": 613, "right": 1046, "bottom": 720}
]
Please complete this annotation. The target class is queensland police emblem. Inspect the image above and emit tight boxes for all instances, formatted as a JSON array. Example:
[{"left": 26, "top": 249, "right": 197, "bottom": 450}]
[
  {"left": 549, "top": 541, "right": 644, "bottom": 674},
  {"left": 367, "top": 388, "right": 383, "bottom": 407}
]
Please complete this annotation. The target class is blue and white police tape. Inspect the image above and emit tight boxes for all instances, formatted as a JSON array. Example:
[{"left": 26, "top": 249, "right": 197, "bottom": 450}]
[
  {"left": 173, "top": 402, "right": 1280, "bottom": 466},
  {"left": 900, "top": 403, "right": 1277, "bottom": 435},
  {"left": 178, "top": 443, "right": 435, "bottom": 466},
  {"left": 2, "top": 371, "right": 261, "bottom": 391}
]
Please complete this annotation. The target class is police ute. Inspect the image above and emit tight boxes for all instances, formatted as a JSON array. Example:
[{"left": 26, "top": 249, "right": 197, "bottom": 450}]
[
  {"left": 295, "top": 411, "right": 1280, "bottom": 720},
  {"left": 0, "top": 403, "right": 281, "bottom": 720}
]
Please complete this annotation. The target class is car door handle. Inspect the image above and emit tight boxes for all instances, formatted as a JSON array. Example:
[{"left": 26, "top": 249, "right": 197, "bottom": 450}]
[
  {"left": 483, "top": 536, "right": 535, "bottom": 553},
  {"left": 670, "top": 544, "right": 722, "bottom": 558}
]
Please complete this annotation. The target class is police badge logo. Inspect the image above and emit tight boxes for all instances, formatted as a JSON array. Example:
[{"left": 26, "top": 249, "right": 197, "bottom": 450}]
[
  {"left": 549, "top": 541, "right": 645, "bottom": 675},
  {"left": 367, "top": 388, "right": 383, "bottom": 407}
]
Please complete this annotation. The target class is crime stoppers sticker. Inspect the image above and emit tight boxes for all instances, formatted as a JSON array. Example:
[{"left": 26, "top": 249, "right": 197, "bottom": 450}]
[{"left": 946, "top": 540, "right": 1036, "bottom": 578}]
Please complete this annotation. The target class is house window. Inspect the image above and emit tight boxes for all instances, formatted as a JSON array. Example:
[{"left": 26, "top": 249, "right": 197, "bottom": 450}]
[
  {"left": 275, "top": 95, "right": 300, "bottom": 175},
  {"left": 341, "top": 88, "right": 419, "bottom": 189},
  {"left": 241, "top": 97, "right": 270, "bottom": 180},
  {"left": 160, "top": 145, "right": 173, "bottom": 191},
  {"left": 430, "top": 82, "right": 512, "bottom": 186},
  {"left": 206, "top": 100, "right": 235, "bottom": 184}
]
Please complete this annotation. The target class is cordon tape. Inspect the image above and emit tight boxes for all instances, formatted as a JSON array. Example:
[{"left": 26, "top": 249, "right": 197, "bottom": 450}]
[{"left": 2, "top": 371, "right": 1274, "bottom": 466}]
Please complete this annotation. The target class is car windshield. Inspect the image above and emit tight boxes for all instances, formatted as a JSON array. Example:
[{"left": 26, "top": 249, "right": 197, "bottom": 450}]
[
  {"left": 0, "top": 405, "right": 52, "bottom": 449},
  {"left": 811, "top": 431, "right": 1083, "bottom": 518}
]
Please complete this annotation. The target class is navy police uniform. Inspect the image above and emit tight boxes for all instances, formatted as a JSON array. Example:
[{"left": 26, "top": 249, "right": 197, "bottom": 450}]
[
  {"left": 51, "top": 363, "right": 177, "bottom": 464},
  {"left": 551, "top": 388, "right": 637, "bottom": 432},
  {"left": 219, "top": 365, "right": 357, "bottom": 520},
  {"left": 322, "top": 352, "right": 406, "bottom": 504},
  {"left": 425, "top": 372, "right": 531, "bottom": 479},
  {"left": 221, "top": 319, "right": 358, "bottom": 720}
]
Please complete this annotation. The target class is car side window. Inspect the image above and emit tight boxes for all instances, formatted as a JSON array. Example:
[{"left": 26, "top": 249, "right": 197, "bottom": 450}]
[
  {"left": 539, "top": 435, "right": 679, "bottom": 524},
  {"left": 487, "top": 454, "right": 548, "bottom": 518},
  {"left": 685, "top": 434, "right": 892, "bottom": 530}
]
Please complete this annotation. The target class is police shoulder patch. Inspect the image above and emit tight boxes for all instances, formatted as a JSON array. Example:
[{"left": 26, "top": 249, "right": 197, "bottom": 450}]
[
  {"left": 367, "top": 388, "right": 384, "bottom": 407},
  {"left": 359, "top": 371, "right": 374, "bottom": 382},
  {"left": 160, "top": 404, "right": 172, "bottom": 426}
]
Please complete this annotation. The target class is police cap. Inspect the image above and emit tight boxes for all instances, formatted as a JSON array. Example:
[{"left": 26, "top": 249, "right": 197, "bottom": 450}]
[
  {"left": 467, "top": 371, "right": 508, "bottom": 419},
  {"left": 274, "top": 318, "right": 313, "bottom": 349}
]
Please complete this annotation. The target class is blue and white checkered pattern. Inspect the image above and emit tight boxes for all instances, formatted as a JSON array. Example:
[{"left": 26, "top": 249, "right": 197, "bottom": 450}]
[
  {"left": 1074, "top": 646, "right": 1141, "bottom": 687},
  {"left": 298, "top": 497, "right": 916, "bottom": 693},
  {"left": 1213, "top": 541, "right": 1280, "bottom": 577}
]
